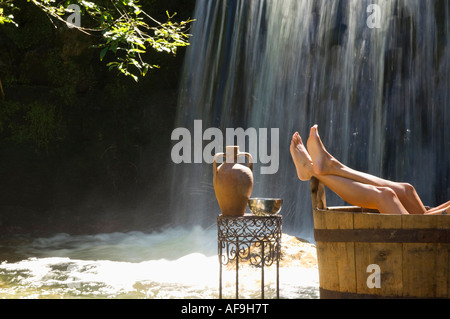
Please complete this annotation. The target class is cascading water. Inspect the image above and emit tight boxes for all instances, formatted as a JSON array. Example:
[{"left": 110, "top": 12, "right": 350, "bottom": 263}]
[{"left": 170, "top": 0, "right": 450, "bottom": 242}]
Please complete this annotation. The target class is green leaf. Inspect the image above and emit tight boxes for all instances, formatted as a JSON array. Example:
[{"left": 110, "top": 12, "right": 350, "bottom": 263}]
[{"left": 100, "top": 47, "right": 108, "bottom": 61}]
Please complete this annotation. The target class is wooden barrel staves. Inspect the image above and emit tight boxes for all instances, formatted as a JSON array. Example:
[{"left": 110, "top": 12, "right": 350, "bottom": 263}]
[{"left": 310, "top": 177, "right": 450, "bottom": 299}]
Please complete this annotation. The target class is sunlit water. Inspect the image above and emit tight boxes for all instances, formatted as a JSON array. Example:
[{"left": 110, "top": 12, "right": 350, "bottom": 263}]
[{"left": 0, "top": 227, "right": 319, "bottom": 299}]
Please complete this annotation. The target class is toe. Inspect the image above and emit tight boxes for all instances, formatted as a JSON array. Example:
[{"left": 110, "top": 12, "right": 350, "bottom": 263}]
[{"left": 295, "top": 132, "right": 302, "bottom": 145}]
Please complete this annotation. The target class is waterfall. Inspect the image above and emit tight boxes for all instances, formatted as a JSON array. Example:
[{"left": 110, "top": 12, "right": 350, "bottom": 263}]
[{"left": 169, "top": 0, "right": 450, "bottom": 242}]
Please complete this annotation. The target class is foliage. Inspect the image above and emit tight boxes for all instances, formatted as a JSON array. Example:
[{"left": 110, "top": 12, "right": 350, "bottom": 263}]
[
  {"left": 0, "top": 0, "right": 18, "bottom": 26},
  {"left": 0, "top": 100, "right": 64, "bottom": 149},
  {"left": 0, "top": 0, "right": 193, "bottom": 81},
  {"left": 0, "top": 0, "right": 193, "bottom": 226}
]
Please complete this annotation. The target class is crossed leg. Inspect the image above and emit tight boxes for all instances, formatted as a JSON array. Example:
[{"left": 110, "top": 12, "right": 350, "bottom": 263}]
[
  {"left": 290, "top": 125, "right": 449, "bottom": 215},
  {"left": 306, "top": 125, "right": 427, "bottom": 214},
  {"left": 426, "top": 201, "right": 450, "bottom": 215}
]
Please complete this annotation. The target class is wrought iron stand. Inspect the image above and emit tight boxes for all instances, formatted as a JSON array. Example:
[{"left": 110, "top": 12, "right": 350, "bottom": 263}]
[{"left": 217, "top": 214, "right": 282, "bottom": 299}]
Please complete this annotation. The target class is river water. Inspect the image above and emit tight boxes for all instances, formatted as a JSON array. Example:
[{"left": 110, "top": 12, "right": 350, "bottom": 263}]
[{"left": 0, "top": 227, "right": 319, "bottom": 299}]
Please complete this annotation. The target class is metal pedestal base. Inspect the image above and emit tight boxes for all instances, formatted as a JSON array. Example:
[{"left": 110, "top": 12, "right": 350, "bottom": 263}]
[{"left": 217, "top": 214, "right": 282, "bottom": 299}]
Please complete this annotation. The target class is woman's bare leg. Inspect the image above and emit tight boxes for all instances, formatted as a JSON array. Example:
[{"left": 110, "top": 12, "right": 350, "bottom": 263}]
[
  {"left": 306, "top": 125, "right": 427, "bottom": 215},
  {"left": 425, "top": 201, "right": 450, "bottom": 215},
  {"left": 317, "top": 174, "right": 410, "bottom": 215},
  {"left": 290, "top": 132, "right": 410, "bottom": 215}
]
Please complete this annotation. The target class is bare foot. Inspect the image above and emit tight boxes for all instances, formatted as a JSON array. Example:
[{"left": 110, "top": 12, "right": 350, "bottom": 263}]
[
  {"left": 307, "top": 125, "right": 340, "bottom": 176},
  {"left": 290, "top": 132, "right": 314, "bottom": 181}
]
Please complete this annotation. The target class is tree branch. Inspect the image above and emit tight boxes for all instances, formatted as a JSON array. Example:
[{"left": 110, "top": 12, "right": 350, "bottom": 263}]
[{"left": 0, "top": 77, "right": 5, "bottom": 99}]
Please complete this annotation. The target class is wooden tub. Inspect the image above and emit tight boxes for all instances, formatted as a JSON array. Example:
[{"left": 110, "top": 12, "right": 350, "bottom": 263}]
[{"left": 310, "top": 177, "right": 450, "bottom": 299}]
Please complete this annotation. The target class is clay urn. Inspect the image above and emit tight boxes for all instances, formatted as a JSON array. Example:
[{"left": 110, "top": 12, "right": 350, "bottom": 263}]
[{"left": 213, "top": 146, "right": 254, "bottom": 217}]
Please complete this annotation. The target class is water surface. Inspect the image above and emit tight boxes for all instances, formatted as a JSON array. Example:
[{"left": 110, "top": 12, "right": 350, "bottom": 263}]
[{"left": 0, "top": 227, "right": 319, "bottom": 299}]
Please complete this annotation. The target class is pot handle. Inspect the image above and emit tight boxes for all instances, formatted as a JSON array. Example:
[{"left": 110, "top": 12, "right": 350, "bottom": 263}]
[
  {"left": 213, "top": 153, "right": 226, "bottom": 180},
  {"left": 213, "top": 151, "right": 254, "bottom": 179},
  {"left": 238, "top": 151, "right": 254, "bottom": 172}
]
